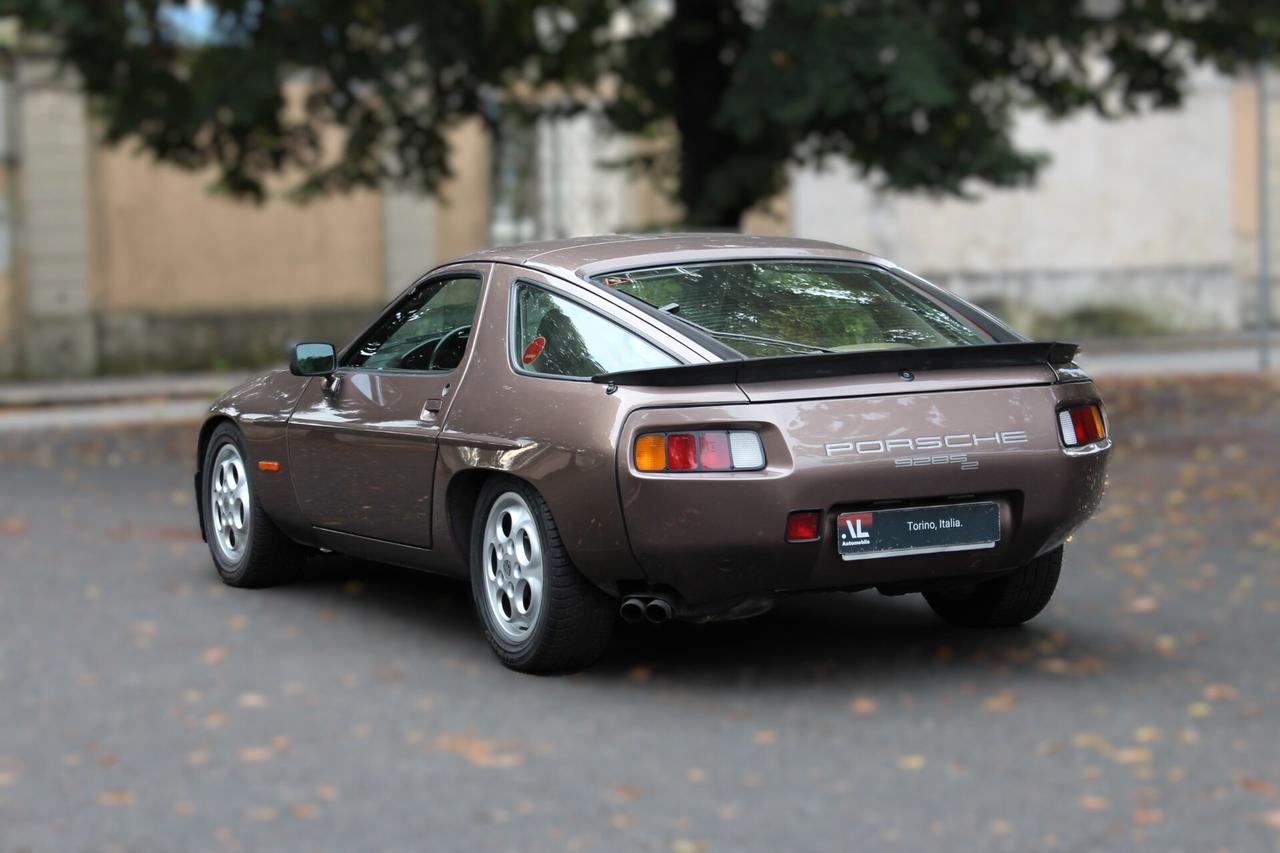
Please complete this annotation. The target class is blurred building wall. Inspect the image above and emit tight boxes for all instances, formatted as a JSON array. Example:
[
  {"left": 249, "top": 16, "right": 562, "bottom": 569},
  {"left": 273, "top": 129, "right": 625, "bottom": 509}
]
[
  {"left": 1232, "top": 68, "right": 1280, "bottom": 331},
  {"left": 0, "top": 53, "right": 492, "bottom": 379},
  {"left": 789, "top": 69, "right": 1257, "bottom": 334},
  {"left": 2, "top": 49, "right": 1273, "bottom": 378}
]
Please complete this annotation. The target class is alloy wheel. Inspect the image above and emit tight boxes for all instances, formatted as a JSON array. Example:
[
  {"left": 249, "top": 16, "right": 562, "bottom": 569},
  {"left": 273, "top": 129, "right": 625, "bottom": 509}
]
[{"left": 481, "top": 491, "right": 544, "bottom": 640}]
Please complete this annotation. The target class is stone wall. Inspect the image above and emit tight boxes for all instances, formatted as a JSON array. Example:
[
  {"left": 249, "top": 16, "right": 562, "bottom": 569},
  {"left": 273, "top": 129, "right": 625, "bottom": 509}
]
[
  {"left": 787, "top": 68, "right": 1262, "bottom": 333},
  {"left": 1, "top": 55, "right": 494, "bottom": 379},
  {"left": 17, "top": 56, "right": 96, "bottom": 378},
  {"left": 929, "top": 264, "right": 1240, "bottom": 334},
  {"left": 95, "top": 305, "right": 379, "bottom": 375}
]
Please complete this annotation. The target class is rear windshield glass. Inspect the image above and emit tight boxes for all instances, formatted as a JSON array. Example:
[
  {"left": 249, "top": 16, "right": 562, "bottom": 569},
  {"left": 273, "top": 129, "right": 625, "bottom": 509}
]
[{"left": 592, "top": 261, "right": 992, "bottom": 358}]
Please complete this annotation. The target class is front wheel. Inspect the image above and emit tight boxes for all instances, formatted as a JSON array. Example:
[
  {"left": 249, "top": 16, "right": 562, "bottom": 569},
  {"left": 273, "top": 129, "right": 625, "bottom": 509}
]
[
  {"left": 923, "top": 546, "right": 1063, "bottom": 628},
  {"left": 201, "top": 422, "right": 303, "bottom": 587},
  {"left": 470, "top": 477, "right": 614, "bottom": 673}
]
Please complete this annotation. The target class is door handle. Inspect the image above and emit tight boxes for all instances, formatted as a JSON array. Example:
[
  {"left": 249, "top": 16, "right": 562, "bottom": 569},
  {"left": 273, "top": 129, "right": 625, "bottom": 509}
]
[{"left": 421, "top": 398, "right": 443, "bottom": 421}]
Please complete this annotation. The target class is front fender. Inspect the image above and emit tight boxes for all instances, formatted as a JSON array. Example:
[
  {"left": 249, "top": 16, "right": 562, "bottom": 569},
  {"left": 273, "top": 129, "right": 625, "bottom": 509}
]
[{"left": 195, "top": 370, "right": 314, "bottom": 544}]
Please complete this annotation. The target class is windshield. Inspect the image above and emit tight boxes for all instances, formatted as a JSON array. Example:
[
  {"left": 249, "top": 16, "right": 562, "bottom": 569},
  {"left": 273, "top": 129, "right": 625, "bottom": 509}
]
[{"left": 592, "top": 261, "right": 992, "bottom": 358}]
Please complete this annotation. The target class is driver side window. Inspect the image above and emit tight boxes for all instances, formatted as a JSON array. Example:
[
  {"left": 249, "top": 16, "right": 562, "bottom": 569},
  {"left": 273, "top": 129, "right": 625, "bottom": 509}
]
[{"left": 344, "top": 275, "right": 481, "bottom": 371}]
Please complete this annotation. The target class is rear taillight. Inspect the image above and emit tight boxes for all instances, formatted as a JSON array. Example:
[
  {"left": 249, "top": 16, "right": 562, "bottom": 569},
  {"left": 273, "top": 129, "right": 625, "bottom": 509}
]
[
  {"left": 1058, "top": 403, "right": 1107, "bottom": 447},
  {"left": 634, "top": 430, "right": 766, "bottom": 472}
]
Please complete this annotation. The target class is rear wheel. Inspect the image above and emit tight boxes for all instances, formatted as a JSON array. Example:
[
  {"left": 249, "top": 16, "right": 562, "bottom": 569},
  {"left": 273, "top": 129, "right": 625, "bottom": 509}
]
[
  {"left": 470, "top": 477, "right": 614, "bottom": 673},
  {"left": 202, "top": 422, "right": 303, "bottom": 587},
  {"left": 924, "top": 546, "right": 1063, "bottom": 628}
]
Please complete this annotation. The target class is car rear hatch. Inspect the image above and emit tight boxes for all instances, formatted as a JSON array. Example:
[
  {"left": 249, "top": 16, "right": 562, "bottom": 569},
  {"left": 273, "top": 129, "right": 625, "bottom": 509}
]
[{"left": 602, "top": 343, "right": 1109, "bottom": 603}]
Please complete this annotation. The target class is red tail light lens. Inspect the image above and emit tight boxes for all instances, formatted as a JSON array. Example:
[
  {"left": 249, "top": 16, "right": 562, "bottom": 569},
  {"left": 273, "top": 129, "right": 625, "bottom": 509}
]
[
  {"left": 666, "top": 433, "right": 698, "bottom": 470},
  {"left": 1058, "top": 404, "right": 1107, "bottom": 447},
  {"left": 786, "top": 511, "right": 821, "bottom": 542},
  {"left": 632, "top": 430, "right": 767, "bottom": 472}
]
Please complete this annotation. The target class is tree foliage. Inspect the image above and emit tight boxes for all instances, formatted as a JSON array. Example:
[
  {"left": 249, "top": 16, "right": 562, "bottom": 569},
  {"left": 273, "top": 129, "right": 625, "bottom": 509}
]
[{"left": 8, "top": 0, "right": 1280, "bottom": 226}]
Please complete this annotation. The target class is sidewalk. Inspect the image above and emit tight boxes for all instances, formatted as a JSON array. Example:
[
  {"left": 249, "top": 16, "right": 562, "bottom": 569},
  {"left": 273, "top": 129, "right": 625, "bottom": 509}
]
[
  {"left": 1074, "top": 345, "right": 1274, "bottom": 376},
  {"left": 0, "top": 348, "right": 1274, "bottom": 433},
  {"left": 0, "top": 371, "right": 252, "bottom": 407},
  {"left": 0, "top": 371, "right": 251, "bottom": 433}
]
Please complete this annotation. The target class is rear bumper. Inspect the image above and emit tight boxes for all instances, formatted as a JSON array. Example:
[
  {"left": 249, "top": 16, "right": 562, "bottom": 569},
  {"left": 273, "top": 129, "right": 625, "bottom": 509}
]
[{"left": 613, "top": 383, "right": 1109, "bottom": 605}]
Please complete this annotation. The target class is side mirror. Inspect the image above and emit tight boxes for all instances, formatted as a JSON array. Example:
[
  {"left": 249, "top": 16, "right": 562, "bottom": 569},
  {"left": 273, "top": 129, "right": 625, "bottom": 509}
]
[{"left": 290, "top": 342, "right": 337, "bottom": 377}]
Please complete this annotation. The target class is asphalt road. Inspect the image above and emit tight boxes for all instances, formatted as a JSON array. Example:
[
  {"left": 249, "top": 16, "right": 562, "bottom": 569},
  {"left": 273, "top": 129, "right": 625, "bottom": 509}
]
[{"left": 1, "top": 375, "right": 1277, "bottom": 852}]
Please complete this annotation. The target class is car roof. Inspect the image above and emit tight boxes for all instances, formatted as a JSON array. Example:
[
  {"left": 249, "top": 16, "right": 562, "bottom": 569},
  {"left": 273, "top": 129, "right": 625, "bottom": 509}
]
[{"left": 453, "top": 233, "right": 890, "bottom": 280}]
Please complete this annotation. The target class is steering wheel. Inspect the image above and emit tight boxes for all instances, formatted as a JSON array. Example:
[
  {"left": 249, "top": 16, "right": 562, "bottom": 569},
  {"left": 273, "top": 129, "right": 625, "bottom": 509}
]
[{"left": 428, "top": 325, "right": 472, "bottom": 371}]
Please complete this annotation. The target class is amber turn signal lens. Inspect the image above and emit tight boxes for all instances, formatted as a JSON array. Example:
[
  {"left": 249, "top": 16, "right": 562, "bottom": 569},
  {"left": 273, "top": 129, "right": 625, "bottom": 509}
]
[
  {"left": 258, "top": 461, "right": 281, "bottom": 472},
  {"left": 634, "top": 434, "right": 667, "bottom": 471}
]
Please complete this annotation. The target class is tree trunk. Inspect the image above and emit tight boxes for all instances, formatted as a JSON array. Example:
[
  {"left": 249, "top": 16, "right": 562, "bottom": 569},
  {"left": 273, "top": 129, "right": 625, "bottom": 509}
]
[{"left": 670, "top": 0, "right": 750, "bottom": 229}]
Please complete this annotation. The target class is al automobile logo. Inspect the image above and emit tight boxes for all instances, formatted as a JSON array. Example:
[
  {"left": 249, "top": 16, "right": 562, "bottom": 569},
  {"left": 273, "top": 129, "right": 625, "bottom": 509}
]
[
  {"left": 841, "top": 512, "right": 872, "bottom": 547},
  {"left": 824, "top": 430, "right": 1029, "bottom": 472}
]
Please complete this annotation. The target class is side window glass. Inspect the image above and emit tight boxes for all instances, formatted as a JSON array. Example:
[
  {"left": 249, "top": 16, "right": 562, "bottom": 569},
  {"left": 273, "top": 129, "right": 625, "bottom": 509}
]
[
  {"left": 345, "top": 276, "right": 481, "bottom": 371},
  {"left": 513, "top": 284, "right": 679, "bottom": 378}
]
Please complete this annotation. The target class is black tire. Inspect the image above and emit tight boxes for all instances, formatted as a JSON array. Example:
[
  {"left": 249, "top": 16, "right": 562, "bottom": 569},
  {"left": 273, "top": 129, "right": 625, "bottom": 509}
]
[
  {"left": 469, "top": 476, "right": 614, "bottom": 673},
  {"left": 201, "top": 422, "right": 304, "bottom": 588},
  {"left": 923, "top": 546, "right": 1063, "bottom": 628}
]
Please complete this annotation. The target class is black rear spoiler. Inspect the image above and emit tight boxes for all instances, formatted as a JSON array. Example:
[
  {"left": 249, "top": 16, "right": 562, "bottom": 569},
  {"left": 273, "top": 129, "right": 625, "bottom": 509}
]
[{"left": 592, "top": 341, "right": 1079, "bottom": 387}]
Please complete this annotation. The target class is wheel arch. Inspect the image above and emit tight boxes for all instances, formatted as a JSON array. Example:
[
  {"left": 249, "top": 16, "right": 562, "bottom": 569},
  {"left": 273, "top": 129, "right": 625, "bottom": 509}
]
[
  {"left": 194, "top": 414, "right": 238, "bottom": 542},
  {"left": 446, "top": 468, "right": 547, "bottom": 562}
]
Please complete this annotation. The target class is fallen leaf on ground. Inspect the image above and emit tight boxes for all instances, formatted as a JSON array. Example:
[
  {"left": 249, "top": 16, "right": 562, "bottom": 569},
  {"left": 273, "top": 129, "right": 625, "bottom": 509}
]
[
  {"left": 848, "top": 696, "right": 878, "bottom": 715},
  {"left": 671, "top": 841, "right": 706, "bottom": 853},
  {"left": 1077, "top": 794, "right": 1110, "bottom": 811},
  {"left": 1128, "top": 596, "right": 1158, "bottom": 613},
  {"left": 1238, "top": 776, "right": 1277, "bottom": 795},
  {"left": 627, "top": 665, "right": 653, "bottom": 684},
  {"left": 897, "top": 754, "right": 926, "bottom": 771},
  {"left": 291, "top": 802, "right": 319, "bottom": 819},
  {"left": 434, "top": 732, "right": 524, "bottom": 768},
  {"left": 1133, "top": 808, "right": 1164, "bottom": 826},
  {"left": 983, "top": 690, "right": 1017, "bottom": 712},
  {"left": 1113, "top": 748, "right": 1153, "bottom": 765},
  {"left": 96, "top": 789, "right": 135, "bottom": 806},
  {"left": 1203, "top": 684, "right": 1238, "bottom": 701}
]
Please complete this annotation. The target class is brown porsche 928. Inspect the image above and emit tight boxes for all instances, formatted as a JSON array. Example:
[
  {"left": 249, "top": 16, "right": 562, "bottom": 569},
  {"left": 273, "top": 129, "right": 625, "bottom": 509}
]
[{"left": 196, "top": 235, "right": 1110, "bottom": 672}]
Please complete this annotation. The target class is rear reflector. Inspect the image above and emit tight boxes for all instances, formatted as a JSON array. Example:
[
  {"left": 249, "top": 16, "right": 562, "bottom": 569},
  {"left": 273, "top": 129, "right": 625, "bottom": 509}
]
[
  {"left": 633, "top": 430, "right": 766, "bottom": 472},
  {"left": 1058, "top": 404, "right": 1107, "bottom": 447},
  {"left": 786, "top": 510, "right": 821, "bottom": 542}
]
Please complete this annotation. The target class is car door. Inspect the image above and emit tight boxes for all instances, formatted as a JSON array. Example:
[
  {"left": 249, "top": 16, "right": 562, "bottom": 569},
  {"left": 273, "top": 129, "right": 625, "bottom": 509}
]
[{"left": 286, "top": 267, "right": 488, "bottom": 549}]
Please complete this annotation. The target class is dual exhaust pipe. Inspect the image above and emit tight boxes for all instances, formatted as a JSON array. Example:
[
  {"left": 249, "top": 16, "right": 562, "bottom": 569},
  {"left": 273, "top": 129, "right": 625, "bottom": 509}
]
[{"left": 619, "top": 596, "right": 673, "bottom": 625}]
